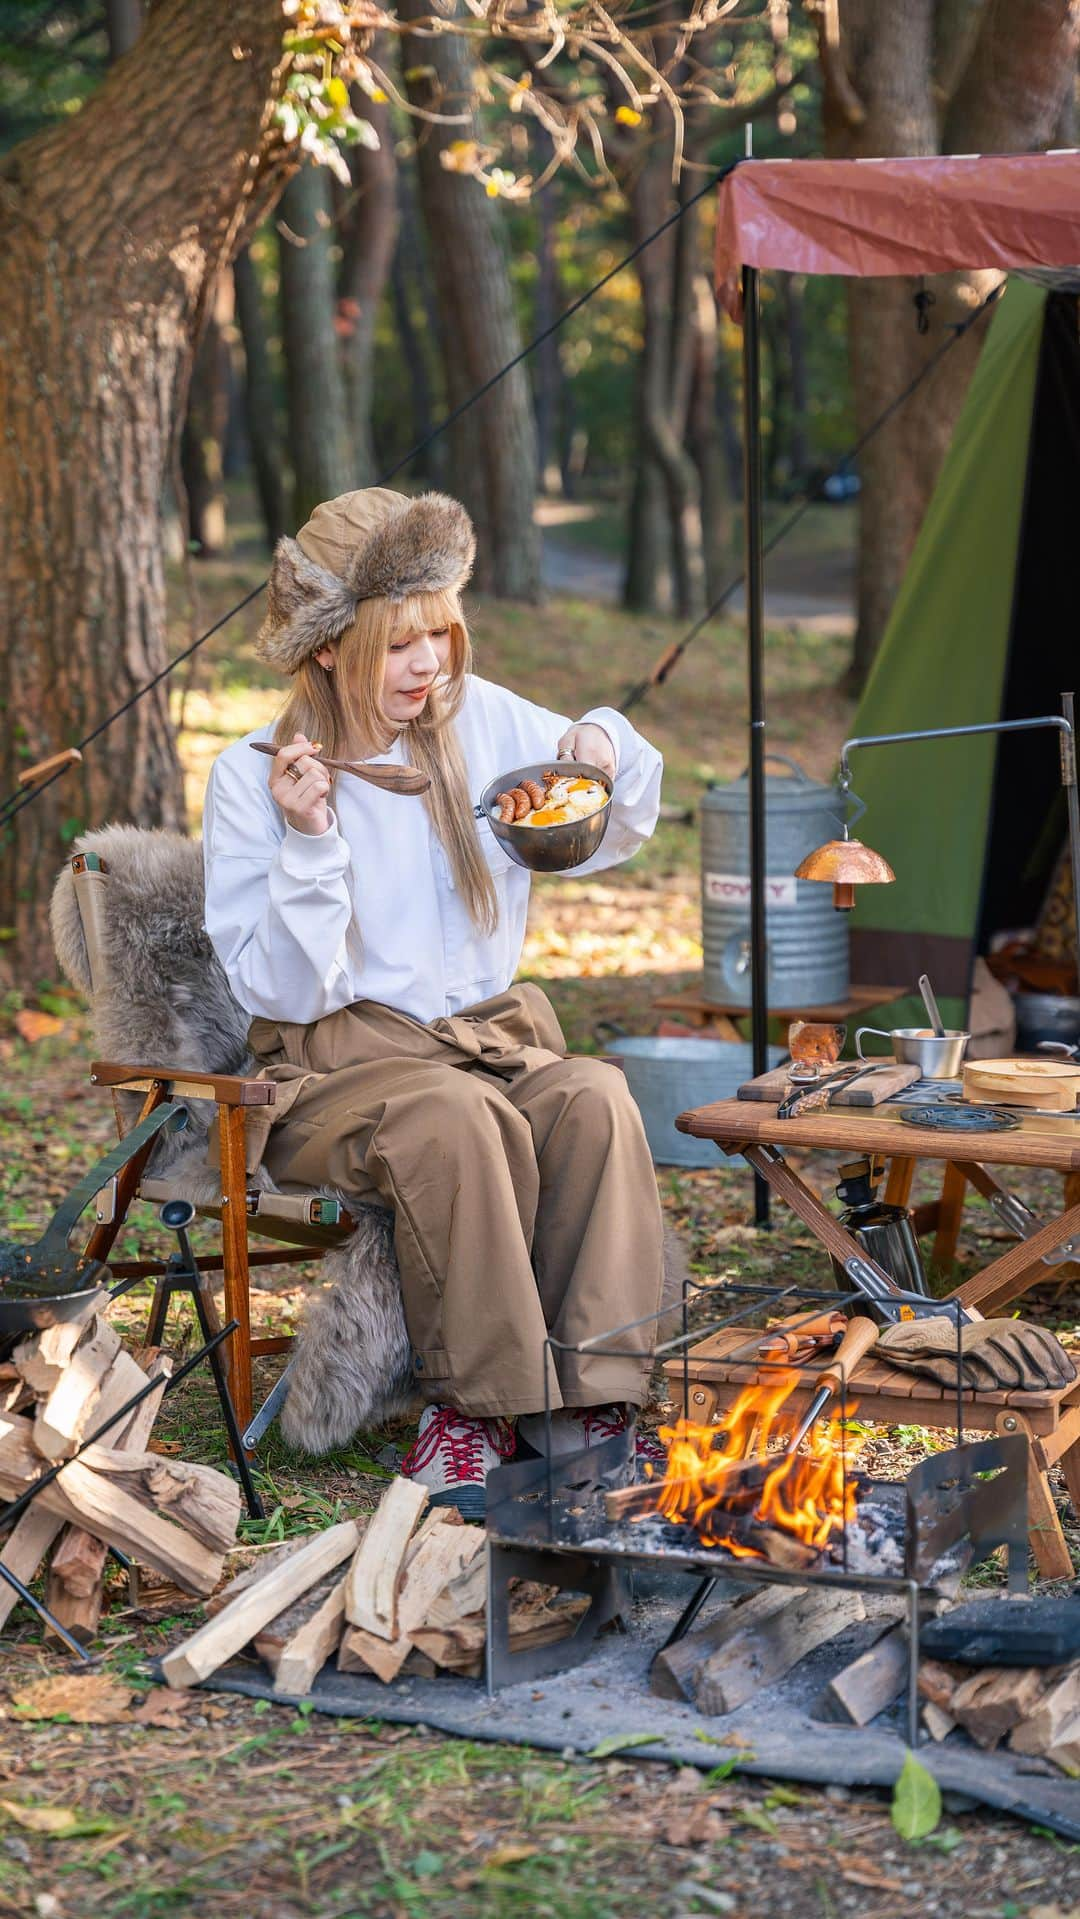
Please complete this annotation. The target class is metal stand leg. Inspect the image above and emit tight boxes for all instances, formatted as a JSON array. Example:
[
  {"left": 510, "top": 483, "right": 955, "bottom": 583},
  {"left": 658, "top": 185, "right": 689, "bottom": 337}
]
[
  {"left": 0, "top": 1559, "right": 93, "bottom": 1662},
  {"left": 658, "top": 1574, "right": 721, "bottom": 1653},
  {"left": 153, "top": 1202, "right": 263, "bottom": 1519}
]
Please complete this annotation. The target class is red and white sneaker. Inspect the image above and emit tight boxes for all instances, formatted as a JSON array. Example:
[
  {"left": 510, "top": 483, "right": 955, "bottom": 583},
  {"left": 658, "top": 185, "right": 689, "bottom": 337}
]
[
  {"left": 401, "top": 1405, "right": 516, "bottom": 1519},
  {"left": 518, "top": 1405, "right": 666, "bottom": 1472},
  {"left": 574, "top": 1405, "right": 667, "bottom": 1470}
]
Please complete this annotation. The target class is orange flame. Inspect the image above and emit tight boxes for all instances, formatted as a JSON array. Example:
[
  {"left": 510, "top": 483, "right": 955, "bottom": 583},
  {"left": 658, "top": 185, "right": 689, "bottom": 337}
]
[{"left": 651, "top": 1372, "right": 863, "bottom": 1557}]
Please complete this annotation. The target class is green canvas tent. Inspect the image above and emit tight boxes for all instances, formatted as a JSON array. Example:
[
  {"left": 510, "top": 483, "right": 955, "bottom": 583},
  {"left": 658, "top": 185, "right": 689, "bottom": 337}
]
[{"left": 846, "top": 277, "right": 1080, "bottom": 1028}]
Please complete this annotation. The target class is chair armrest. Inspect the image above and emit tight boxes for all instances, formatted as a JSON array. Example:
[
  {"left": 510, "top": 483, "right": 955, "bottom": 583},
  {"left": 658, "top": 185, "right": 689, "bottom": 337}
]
[{"left": 89, "top": 1061, "right": 277, "bottom": 1107}]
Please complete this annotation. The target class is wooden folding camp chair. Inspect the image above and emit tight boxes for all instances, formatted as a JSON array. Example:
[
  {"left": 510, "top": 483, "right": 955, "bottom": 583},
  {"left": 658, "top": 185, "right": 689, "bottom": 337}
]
[{"left": 66, "top": 849, "right": 359, "bottom": 1445}]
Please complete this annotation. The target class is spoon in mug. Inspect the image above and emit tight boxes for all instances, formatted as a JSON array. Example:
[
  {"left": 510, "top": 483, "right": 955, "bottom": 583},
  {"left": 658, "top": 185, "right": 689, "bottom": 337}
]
[{"left": 248, "top": 740, "right": 430, "bottom": 797}]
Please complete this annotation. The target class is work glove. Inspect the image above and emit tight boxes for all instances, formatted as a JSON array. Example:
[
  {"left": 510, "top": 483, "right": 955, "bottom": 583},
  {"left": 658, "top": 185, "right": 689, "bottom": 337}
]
[{"left": 878, "top": 1316, "right": 1077, "bottom": 1393}]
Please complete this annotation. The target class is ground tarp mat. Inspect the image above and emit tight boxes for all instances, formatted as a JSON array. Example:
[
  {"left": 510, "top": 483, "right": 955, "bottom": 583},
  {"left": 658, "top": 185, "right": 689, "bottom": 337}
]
[{"left": 173, "top": 1568, "right": 1080, "bottom": 1842}]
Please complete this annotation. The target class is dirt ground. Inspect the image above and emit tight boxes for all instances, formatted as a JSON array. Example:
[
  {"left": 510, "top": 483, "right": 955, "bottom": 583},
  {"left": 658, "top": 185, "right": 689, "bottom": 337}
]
[{"left": 2, "top": 542, "right": 1079, "bottom": 1917}]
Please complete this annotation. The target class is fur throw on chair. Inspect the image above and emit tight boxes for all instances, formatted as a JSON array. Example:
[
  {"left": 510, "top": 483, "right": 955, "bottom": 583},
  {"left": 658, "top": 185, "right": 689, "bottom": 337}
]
[{"left": 50, "top": 824, "right": 414, "bottom": 1448}]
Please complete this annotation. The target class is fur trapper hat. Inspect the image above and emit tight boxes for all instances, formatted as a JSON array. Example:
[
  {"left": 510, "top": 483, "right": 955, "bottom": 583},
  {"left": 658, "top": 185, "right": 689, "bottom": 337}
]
[{"left": 256, "top": 487, "right": 476, "bottom": 674}]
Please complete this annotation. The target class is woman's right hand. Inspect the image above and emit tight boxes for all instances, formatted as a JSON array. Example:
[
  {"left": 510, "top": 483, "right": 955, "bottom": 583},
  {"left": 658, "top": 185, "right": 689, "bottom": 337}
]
[{"left": 269, "top": 734, "right": 332, "bottom": 836}]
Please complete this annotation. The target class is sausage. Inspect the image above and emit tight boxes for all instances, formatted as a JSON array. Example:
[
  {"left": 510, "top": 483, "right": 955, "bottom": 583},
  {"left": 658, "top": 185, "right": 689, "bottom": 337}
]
[
  {"left": 521, "top": 779, "right": 546, "bottom": 811},
  {"left": 494, "top": 792, "right": 516, "bottom": 824},
  {"left": 510, "top": 786, "right": 532, "bottom": 821}
]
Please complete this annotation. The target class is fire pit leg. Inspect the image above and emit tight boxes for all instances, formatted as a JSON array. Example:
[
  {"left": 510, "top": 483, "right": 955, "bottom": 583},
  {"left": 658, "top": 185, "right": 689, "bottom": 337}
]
[
  {"left": 904, "top": 1578, "right": 921, "bottom": 1749},
  {"left": 485, "top": 1543, "right": 629, "bottom": 1694}
]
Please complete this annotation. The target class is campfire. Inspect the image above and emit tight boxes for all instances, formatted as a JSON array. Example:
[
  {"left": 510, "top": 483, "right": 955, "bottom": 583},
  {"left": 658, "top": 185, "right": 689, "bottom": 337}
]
[{"left": 606, "top": 1375, "right": 864, "bottom": 1571}]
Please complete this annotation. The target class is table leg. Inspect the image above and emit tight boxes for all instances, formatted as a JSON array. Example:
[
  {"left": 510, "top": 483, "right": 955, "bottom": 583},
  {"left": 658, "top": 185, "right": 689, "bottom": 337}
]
[
  {"left": 932, "top": 1162, "right": 967, "bottom": 1271},
  {"left": 996, "top": 1409, "right": 1074, "bottom": 1582},
  {"left": 884, "top": 1157, "right": 916, "bottom": 1208},
  {"left": 684, "top": 1384, "right": 719, "bottom": 1426}
]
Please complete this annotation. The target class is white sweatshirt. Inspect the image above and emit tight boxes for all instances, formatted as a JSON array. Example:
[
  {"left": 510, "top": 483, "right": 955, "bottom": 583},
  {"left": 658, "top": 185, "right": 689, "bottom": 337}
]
[{"left": 202, "top": 675, "right": 663, "bottom": 1026}]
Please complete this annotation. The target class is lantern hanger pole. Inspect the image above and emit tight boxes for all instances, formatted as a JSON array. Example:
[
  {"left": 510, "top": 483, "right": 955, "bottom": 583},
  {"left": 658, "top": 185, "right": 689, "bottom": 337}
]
[
  {"left": 834, "top": 706, "right": 1080, "bottom": 973},
  {"left": 741, "top": 262, "right": 770, "bottom": 1230}
]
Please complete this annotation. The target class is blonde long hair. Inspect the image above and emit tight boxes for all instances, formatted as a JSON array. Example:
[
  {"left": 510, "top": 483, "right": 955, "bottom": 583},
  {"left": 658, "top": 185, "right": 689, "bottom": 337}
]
[{"left": 273, "top": 587, "right": 498, "bottom": 935}]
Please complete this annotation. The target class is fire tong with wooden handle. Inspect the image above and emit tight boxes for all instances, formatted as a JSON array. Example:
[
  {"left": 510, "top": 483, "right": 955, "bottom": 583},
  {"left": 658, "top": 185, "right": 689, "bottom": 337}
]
[{"left": 782, "top": 1314, "right": 881, "bottom": 1454}]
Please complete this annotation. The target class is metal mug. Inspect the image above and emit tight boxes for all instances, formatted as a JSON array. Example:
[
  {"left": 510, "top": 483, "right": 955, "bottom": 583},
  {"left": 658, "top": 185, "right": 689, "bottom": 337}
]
[{"left": 855, "top": 1025, "right": 970, "bottom": 1079}]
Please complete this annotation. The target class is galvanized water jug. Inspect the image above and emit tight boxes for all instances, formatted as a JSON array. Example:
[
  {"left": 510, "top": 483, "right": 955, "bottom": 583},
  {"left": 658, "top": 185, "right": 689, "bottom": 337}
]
[{"left": 701, "top": 753, "right": 849, "bottom": 1008}]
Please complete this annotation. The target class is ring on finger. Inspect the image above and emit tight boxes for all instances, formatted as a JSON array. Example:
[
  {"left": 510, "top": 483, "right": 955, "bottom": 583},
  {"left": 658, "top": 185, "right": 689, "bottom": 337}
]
[{"left": 285, "top": 763, "right": 303, "bottom": 783}]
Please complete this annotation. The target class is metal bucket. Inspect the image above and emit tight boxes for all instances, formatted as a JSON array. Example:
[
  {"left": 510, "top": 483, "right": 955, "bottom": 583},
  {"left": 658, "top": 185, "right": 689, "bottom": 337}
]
[
  {"left": 604, "top": 1036, "right": 784, "bottom": 1168},
  {"left": 701, "top": 754, "right": 849, "bottom": 1008}
]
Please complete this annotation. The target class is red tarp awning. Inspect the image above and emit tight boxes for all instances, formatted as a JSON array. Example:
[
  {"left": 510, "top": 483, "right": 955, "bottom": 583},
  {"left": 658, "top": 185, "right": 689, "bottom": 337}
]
[{"left": 714, "top": 152, "right": 1080, "bottom": 316}]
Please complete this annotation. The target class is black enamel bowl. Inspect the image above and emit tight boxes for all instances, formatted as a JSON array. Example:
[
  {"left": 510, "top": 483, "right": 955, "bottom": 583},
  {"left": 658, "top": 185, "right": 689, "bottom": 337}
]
[{"left": 476, "top": 761, "right": 613, "bottom": 873}]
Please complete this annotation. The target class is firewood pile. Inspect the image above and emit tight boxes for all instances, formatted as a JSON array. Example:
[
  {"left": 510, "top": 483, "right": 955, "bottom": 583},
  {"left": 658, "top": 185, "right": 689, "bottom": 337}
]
[
  {"left": 653, "top": 1585, "right": 1080, "bottom": 1775},
  {"left": 0, "top": 1301, "right": 241, "bottom": 1642},
  {"left": 160, "top": 1475, "right": 587, "bottom": 1693},
  {"left": 918, "top": 1657, "right": 1080, "bottom": 1772}
]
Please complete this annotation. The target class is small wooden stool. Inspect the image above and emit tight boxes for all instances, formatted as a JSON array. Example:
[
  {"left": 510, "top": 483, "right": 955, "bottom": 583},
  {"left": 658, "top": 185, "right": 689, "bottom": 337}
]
[{"left": 666, "top": 1327, "right": 1080, "bottom": 1582}]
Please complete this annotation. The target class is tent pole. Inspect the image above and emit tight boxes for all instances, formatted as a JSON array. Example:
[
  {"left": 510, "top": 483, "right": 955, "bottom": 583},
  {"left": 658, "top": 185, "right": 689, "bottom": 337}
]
[
  {"left": 1062, "top": 692, "right": 1080, "bottom": 984},
  {"left": 742, "top": 263, "right": 770, "bottom": 1230}
]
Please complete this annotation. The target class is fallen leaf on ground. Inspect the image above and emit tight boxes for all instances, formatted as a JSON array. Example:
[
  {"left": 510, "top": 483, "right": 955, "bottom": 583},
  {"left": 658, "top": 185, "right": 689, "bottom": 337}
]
[
  {"left": 148, "top": 1438, "right": 183, "bottom": 1455},
  {"left": 0, "top": 1799, "right": 113, "bottom": 1837},
  {"left": 10, "top": 1673, "right": 134, "bottom": 1725},
  {"left": 841, "top": 1868, "right": 904, "bottom": 1892},
  {"left": 484, "top": 1844, "right": 539, "bottom": 1868},
  {"left": 131, "top": 1689, "right": 192, "bottom": 1727},
  {"left": 14, "top": 1010, "right": 64, "bottom": 1043}
]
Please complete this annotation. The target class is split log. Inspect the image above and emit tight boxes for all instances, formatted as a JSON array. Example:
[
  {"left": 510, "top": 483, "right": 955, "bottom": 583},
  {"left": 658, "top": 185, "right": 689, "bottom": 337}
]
[
  {"left": 0, "top": 1505, "right": 63, "bottom": 1629},
  {"left": 0, "top": 1378, "right": 32, "bottom": 1415},
  {"left": 917, "top": 1658, "right": 964, "bottom": 1712},
  {"left": 922, "top": 1702, "right": 957, "bottom": 1742},
  {"left": 206, "top": 1539, "right": 306, "bottom": 1619},
  {"left": 336, "top": 1509, "right": 474, "bottom": 1682},
  {"left": 255, "top": 1570, "right": 341, "bottom": 1672},
  {"left": 71, "top": 1445, "right": 240, "bottom": 1553},
  {"left": 31, "top": 1315, "right": 123, "bottom": 1460},
  {"left": 412, "top": 1594, "right": 590, "bottom": 1677},
  {"left": 273, "top": 1577, "right": 347, "bottom": 1696},
  {"left": 697, "top": 1587, "right": 866, "bottom": 1717},
  {"left": 653, "top": 1583, "right": 866, "bottom": 1715},
  {"left": 815, "top": 1624, "right": 909, "bottom": 1727},
  {"left": 161, "top": 1520, "right": 361, "bottom": 1689},
  {"left": 949, "top": 1666, "right": 1052, "bottom": 1751},
  {"left": 11, "top": 1300, "right": 106, "bottom": 1395},
  {"left": 46, "top": 1356, "right": 173, "bottom": 1643},
  {"left": 0, "top": 1351, "right": 160, "bottom": 1635},
  {"left": 424, "top": 1544, "right": 488, "bottom": 1629},
  {"left": 338, "top": 1621, "right": 415, "bottom": 1682},
  {"left": 1010, "top": 1667, "right": 1080, "bottom": 1758},
  {"left": 0, "top": 1415, "right": 225, "bottom": 1595},
  {"left": 650, "top": 1582, "right": 775, "bottom": 1702},
  {"left": 343, "top": 1476, "right": 428, "bottom": 1640}
]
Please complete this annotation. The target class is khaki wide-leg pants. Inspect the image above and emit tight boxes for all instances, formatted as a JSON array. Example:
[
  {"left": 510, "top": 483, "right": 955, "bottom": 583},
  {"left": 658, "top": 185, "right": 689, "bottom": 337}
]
[{"left": 247, "top": 984, "right": 664, "bottom": 1418}]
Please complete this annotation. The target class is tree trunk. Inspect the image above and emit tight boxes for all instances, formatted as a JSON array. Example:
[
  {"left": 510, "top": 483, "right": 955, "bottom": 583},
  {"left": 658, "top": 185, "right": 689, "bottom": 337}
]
[
  {"left": 0, "top": 0, "right": 289, "bottom": 984},
  {"left": 388, "top": 151, "right": 444, "bottom": 485},
  {"left": 825, "top": 0, "right": 1080, "bottom": 690},
  {"left": 180, "top": 272, "right": 232, "bottom": 556},
  {"left": 278, "top": 161, "right": 353, "bottom": 527},
  {"left": 234, "top": 243, "right": 288, "bottom": 550},
  {"left": 622, "top": 128, "right": 705, "bottom": 617},
  {"left": 400, "top": 0, "right": 540, "bottom": 601},
  {"left": 687, "top": 271, "right": 732, "bottom": 603},
  {"left": 338, "top": 63, "right": 397, "bottom": 487}
]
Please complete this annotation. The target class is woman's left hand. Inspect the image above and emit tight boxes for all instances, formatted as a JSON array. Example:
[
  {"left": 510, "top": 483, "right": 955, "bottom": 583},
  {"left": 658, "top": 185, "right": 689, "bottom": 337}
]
[{"left": 557, "top": 721, "right": 616, "bottom": 780}]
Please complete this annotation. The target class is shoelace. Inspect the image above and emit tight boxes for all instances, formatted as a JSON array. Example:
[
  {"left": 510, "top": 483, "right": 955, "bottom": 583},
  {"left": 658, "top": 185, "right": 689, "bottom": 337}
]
[
  {"left": 575, "top": 1406, "right": 665, "bottom": 1462},
  {"left": 403, "top": 1408, "right": 515, "bottom": 1480}
]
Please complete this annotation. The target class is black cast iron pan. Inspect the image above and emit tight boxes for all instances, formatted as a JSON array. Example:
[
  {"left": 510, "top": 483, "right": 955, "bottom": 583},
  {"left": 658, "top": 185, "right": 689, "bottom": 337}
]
[{"left": 0, "top": 1103, "right": 186, "bottom": 1342}]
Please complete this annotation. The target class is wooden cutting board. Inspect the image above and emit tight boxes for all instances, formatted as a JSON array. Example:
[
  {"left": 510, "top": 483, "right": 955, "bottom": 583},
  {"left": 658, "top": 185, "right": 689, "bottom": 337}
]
[
  {"left": 962, "top": 1057, "right": 1080, "bottom": 1112},
  {"left": 738, "top": 1061, "right": 921, "bottom": 1107}
]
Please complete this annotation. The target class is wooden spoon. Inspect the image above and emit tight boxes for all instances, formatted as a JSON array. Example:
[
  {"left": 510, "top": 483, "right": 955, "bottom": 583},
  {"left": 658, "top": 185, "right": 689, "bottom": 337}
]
[{"left": 248, "top": 740, "right": 430, "bottom": 796}]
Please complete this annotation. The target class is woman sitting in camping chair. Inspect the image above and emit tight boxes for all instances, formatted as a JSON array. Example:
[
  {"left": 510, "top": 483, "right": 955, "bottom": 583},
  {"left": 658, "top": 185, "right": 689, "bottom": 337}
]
[{"left": 202, "top": 487, "right": 665, "bottom": 1516}]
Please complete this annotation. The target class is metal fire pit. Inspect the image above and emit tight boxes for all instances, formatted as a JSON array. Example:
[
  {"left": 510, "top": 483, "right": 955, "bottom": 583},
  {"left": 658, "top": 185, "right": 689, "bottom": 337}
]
[{"left": 483, "top": 1279, "right": 1030, "bottom": 1747}]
